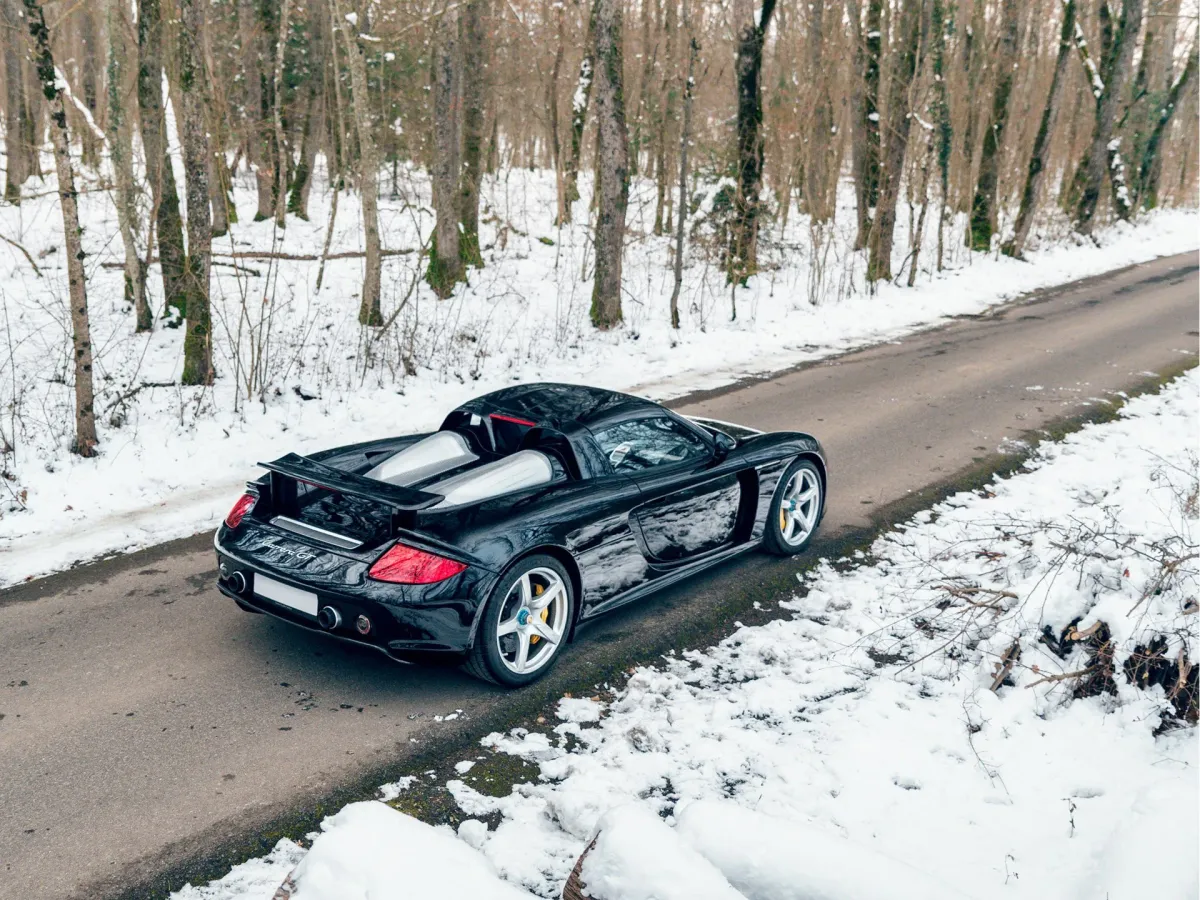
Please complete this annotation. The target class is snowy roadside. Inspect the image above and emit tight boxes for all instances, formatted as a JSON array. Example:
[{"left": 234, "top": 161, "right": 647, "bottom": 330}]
[
  {"left": 0, "top": 176, "right": 1195, "bottom": 588},
  {"left": 170, "top": 370, "right": 1198, "bottom": 899}
]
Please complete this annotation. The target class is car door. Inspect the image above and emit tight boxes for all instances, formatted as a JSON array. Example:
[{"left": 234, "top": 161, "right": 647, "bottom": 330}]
[{"left": 589, "top": 414, "right": 742, "bottom": 565}]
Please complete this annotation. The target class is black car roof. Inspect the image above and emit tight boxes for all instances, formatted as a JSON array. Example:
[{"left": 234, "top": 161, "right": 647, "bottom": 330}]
[{"left": 458, "top": 382, "right": 660, "bottom": 432}]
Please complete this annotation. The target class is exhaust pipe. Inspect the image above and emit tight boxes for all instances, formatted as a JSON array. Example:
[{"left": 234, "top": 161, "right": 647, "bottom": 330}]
[
  {"left": 318, "top": 606, "right": 342, "bottom": 630},
  {"left": 227, "top": 571, "right": 247, "bottom": 594}
]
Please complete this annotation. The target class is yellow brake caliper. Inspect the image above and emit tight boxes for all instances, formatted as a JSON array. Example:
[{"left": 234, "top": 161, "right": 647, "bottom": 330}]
[{"left": 530, "top": 583, "right": 548, "bottom": 643}]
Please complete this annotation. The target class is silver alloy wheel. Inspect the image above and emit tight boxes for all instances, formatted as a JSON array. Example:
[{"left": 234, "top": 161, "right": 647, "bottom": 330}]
[
  {"left": 495, "top": 566, "right": 569, "bottom": 676},
  {"left": 778, "top": 467, "right": 821, "bottom": 547}
]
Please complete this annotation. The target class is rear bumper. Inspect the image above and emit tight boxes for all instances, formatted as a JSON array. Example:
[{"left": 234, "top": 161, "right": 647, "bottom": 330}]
[{"left": 215, "top": 546, "right": 488, "bottom": 664}]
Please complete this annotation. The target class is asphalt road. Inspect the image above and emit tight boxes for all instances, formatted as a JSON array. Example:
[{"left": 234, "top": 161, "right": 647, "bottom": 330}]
[{"left": 1, "top": 252, "right": 1196, "bottom": 900}]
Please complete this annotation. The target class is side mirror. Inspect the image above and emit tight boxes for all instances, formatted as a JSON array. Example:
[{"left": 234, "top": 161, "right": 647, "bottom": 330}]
[{"left": 712, "top": 431, "right": 736, "bottom": 461}]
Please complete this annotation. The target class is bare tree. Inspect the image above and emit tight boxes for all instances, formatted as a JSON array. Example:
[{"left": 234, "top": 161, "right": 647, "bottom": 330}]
[
  {"left": 237, "top": 0, "right": 278, "bottom": 221},
  {"left": 1071, "top": 0, "right": 1145, "bottom": 233},
  {"left": 967, "top": 0, "right": 1018, "bottom": 251},
  {"left": 866, "top": 0, "right": 921, "bottom": 283},
  {"left": 138, "top": 0, "right": 187, "bottom": 320},
  {"left": 562, "top": 7, "right": 595, "bottom": 218},
  {"left": 22, "top": 0, "right": 98, "bottom": 456},
  {"left": 272, "top": 0, "right": 292, "bottom": 229},
  {"left": 850, "top": 0, "right": 883, "bottom": 250},
  {"left": 589, "top": 0, "right": 629, "bottom": 328},
  {"left": 334, "top": 0, "right": 383, "bottom": 325},
  {"left": 669, "top": 11, "right": 698, "bottom": 330},
  {"left": 1, "top": 0, "right": 32, "bottom": 203},
  {"left": 1004, "top": 0, "right": 1077, "bottom": 258},
  {"left": 727, "top": 0, "right": 778, "bottom": 284},
  {"left": 459, "top": 0, "right": 488, "bottom": 267},
  {"left": 427, "top": 5, "right": 465, "bottom": 297},
  {"left": 1136, "top": 42, "right": 1196, "bottom": 210},
  {"left": 179, "top": 0, "right": 214, "bottom": 385},
  {"left": 106, "top": 0, "right": 149, "bottom": 330}
]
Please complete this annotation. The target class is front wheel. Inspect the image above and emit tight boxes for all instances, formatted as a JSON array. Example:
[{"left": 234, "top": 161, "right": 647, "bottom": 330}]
[
  {"left": 762, "top": 459, "right": 824, "bottom": 556},
  {"left": 464, "top": 554, "right": 575, "bottom": 687}
]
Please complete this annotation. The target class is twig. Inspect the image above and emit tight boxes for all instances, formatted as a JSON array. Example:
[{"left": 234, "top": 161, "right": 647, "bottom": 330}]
[{"left": 1025, "top": 666, "right": 1093, "bottom": 689}]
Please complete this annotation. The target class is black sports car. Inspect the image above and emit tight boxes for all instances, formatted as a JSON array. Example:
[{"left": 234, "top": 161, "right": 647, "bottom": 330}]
[{"left": 214, "top": 383, "right": 826, "bottom": 686}]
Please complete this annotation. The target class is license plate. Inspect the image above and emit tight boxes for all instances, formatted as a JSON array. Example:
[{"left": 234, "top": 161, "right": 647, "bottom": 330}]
[{"left": 255, "top": 574, "right": 319, "bottom": 617}]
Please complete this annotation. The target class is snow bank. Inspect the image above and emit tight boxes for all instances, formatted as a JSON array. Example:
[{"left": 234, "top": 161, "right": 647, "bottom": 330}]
[
  {"left": 675, "top": 800, "right": 971, "bottom": 900},
  {"left": 0, "top": 159, "right": 1195, "bottom": 586},
  {"left": 289, "top": 802, "right": 534, "bottom": 900},
  {"left": 173, "top": 371, "right": 1198, "bottom": 900}
]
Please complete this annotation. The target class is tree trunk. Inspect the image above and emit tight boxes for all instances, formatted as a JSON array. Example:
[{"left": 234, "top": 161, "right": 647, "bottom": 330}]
[
  {"left": 669, "top": 12, "right": 697, "bottom": 330},
  {"left": 562, "top": 27, "right": 595, "bottom": 216},
  {"left": 334, "top": 0, "right": 382, "bottom": 325},
  {"left": 1137, "top": 42, "right": 1196, "bottom": 210},
  {"left": 851, "top": 0, "right": 882, "bottom": 249},
  {"left": 1004, "top": 0, "right": 1077, "bottom": 258},
  {"left": 1072, "top": 0, "right": 1145, "bottom": 233},
  {"left": 2, "top": 0, "right": 31, "bottom": 203},
  {"left": 427, "top": 6, "right": 464, "bottom": 298},
  {"left": 179, "top": 0, "right": 213, "bottom": 385},
  {"left": 22, "top": 0, "right": 98, "bottom": 456},
  {"left": 238, "top": 0, "right": 275, "bottom": 221},
  {"left": 803, "top": 0, "right": 836, "bottom": 224},
  {"left": 137, "top": 0, "right": 187, "bottom": 322},
  {"left": 458, "top": 0, "right": 487, "bottom": 267},
  {"left": 549, "top": 4, "right": 567, "bottom": 223},
  {"left": 272, "top": 0, "right": 292, "bottom": 228},
  {"left": 589, "top": 0, "right": 629, "bottom": 329},
  {"left": 106, "top": 0, "right": 150, "bottom": 330},
  {"left": 866, "top": 0, "right": 921, "bottom": 283},
  {"left": 967, "top": 0, "right": 1019, "bottom": 252},
  {"left": 727, "top": 0, "right": 777, "bottom": 285},
  {"left": 930, "top": 0, "right": 952, "bottom": 270},
  {"left": 288, "top": 9, "right": 327, "bottom": 221}
]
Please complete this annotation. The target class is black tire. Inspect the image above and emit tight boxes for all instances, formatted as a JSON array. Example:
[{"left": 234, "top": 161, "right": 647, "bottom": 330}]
[
  {"left": 464, "top": 554, "right": 575, "bottom": 687},
  {"left": 762, "top": 458, "right": 824, "bottom": 556}
]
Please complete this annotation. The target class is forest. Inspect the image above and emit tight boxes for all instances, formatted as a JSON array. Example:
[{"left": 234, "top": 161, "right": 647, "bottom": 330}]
[{"left": 0, "top": 0, "right": 1196, "bottom": 462}]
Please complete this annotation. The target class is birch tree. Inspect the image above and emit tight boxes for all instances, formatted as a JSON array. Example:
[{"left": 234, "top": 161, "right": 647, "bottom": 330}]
[
  {"left": 22, "top": 0, "right": 98, "bottom": 456},
  {"left": 589, "top": 0, "right": 628, "bottom": 328}
]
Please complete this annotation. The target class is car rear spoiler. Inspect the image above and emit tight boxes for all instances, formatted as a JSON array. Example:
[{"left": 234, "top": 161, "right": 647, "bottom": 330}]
[{"left": 258, "top": 453, "right": 444, "bottom": 528}]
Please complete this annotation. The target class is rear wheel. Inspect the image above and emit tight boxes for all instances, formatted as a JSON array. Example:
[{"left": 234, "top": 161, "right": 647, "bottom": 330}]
[
  {"left": 762, "top": 459, "right": 823, "bottom": 556},
  {"left": 464, "top": 554, "right": 574, "bottom": 687}
]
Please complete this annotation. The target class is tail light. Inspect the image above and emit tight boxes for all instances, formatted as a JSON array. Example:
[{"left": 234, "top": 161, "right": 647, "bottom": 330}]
[
  {"left": 368, "top": 543, "right": 467, "bottom": 584},
  {"left": 225, "top": 493, "right": 257, "bottom": 529}
]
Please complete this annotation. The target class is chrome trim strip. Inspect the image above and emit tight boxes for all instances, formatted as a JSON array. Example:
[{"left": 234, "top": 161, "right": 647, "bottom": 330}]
[{"left": 270, "top": 516, "right": 363, "bottom": 550}]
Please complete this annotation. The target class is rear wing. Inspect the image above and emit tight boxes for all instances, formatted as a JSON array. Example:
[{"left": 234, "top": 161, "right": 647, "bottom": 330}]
[{"left": 258, "top": 453, "right": 444, "bottom": 527}]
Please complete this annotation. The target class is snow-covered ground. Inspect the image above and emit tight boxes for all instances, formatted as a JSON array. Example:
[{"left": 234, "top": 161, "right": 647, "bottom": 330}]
[
  {"left": 1, "top": 160, "right": 1196, "bottom": 586},
  {"left": 170, "top": 369, "right": 1197, "bottom": 899}
]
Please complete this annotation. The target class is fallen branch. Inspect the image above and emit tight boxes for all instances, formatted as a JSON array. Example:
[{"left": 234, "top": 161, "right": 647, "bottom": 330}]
[
  {"left": 1025, "top": 665, "right": 1094, "bottom": 689},
  {"left": 989, "top": 640, "right": 1021, "bottom": 691},
  {"left": 0, "top": 233, "right": 43, "bottom": 277}
]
